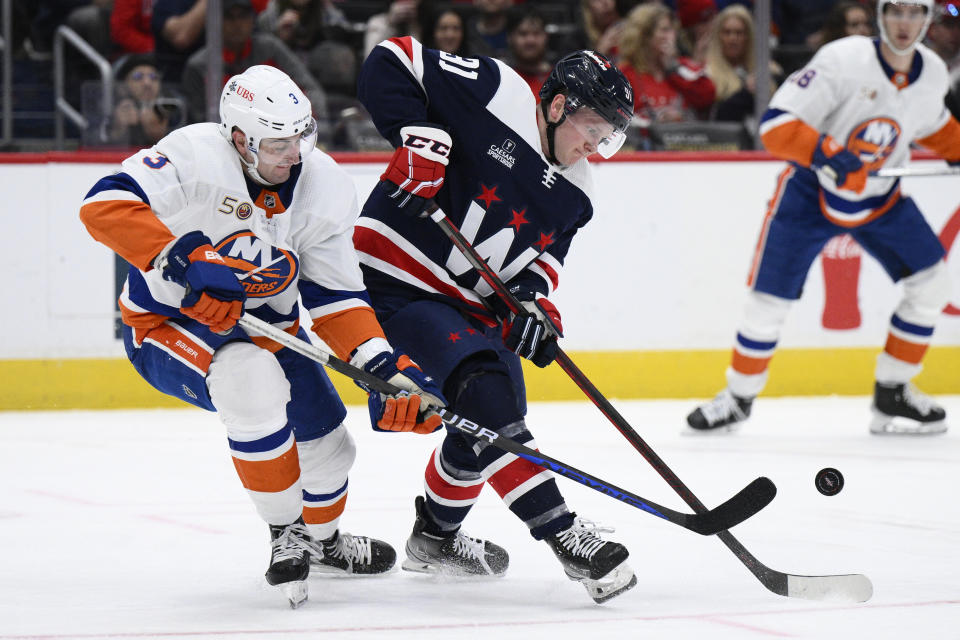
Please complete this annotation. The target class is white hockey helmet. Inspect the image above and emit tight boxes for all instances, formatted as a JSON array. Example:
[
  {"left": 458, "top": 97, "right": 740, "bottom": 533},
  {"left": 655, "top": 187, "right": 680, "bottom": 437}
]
[
  {"left": 219, "top": 65, "right": 317, "bottom": 168},
  {"left": 877, "top": 0, "right": 934, "bottom": 55}
]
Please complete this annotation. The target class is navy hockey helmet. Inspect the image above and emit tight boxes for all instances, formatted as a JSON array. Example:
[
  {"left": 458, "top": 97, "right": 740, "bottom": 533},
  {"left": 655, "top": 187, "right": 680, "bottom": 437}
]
[{"left": 539, "top": 50, "right": 634, "bottom": 160}]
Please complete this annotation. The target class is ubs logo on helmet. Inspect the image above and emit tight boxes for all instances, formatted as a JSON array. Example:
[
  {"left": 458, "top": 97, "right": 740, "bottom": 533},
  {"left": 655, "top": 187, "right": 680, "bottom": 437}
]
[
  {"left": 846, "top": 117, "right": 901, "bottom": 171},
  {"left": 214, "top": 231, "right": 298, "bottom": 298}
]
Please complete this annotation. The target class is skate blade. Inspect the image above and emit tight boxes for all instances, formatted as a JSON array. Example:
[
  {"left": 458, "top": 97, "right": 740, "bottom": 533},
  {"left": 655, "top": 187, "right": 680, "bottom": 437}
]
[
  {"left": 869, "top": 413, "right": 947, "bottom": 435},
  {"left": 309, "top": 561, "right": 397, "bottom": 578},
  {"left": 574, "top": 562, "right": 637, "bottom": 604},
  {"left": 280, "top": 580, "right": 308, "bottom": 609},
  {"left": 681, "top": 422, "right": 741, "bottom": 436},
  {"left": 401, "top": 557, "right": 505, "bottom": 578}
]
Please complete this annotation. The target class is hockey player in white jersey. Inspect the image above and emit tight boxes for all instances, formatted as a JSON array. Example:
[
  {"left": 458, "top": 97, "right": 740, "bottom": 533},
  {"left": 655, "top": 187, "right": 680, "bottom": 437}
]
[
  {"left": 687, "top": 0, "right": 960, "bottom": 435},
  {"left": 79, "top": 66, "right": 446, "bottom": 607}
]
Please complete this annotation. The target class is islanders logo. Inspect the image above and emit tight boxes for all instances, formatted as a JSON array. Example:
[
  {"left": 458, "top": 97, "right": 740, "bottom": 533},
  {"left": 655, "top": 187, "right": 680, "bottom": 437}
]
[
  {"left": 214, "top": 231, "right": 298, "bottom": 297},
  {"left": 846, "top": 117, "right": 900, "bottom": 172}
]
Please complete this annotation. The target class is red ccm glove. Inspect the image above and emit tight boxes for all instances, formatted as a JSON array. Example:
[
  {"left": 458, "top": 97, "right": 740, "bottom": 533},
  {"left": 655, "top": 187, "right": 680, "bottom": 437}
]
[{"left": 378, "top": 123, "right": 453, "bottom": 217}]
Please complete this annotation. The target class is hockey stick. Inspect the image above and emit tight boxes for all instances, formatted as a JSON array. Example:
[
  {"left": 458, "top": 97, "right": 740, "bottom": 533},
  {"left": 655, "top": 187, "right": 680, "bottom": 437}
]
[
  {"left": 872, "top": 164, "right": 960, "bottom": 178},
  {"left": 427, "top": 207, "right": 873, "bottom": 603},
  {"left": 236, "top": 313, "right": 771, "bottom": 536}
]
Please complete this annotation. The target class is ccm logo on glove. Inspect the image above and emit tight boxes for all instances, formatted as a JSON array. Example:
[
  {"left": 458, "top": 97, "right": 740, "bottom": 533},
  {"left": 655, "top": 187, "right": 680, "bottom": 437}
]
[
  {"left": 378, "top": 124, "right": 453, "bottom": 217},
  {"left": 403, "top": 132, "right": 451, "bottom": 158}
]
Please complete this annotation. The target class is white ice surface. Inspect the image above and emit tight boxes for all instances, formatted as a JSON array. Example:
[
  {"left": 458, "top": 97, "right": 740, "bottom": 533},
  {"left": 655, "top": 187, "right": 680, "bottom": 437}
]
[{"left": 2, "top": 396, "right": 959, "bottom": 639}]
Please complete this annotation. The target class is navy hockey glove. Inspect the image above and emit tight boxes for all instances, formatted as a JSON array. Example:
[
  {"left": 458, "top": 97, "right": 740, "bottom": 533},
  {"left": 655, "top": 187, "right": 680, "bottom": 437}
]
[
  {"left": 160, "top": 230, "right": 245, "bottom": 334},
  {"left": 357, "top": 350, "right": 447, "bottom": 434},
  {"left": 499, "top": 284, "right": 563, "bottom": 368},
  {"left": 378, "top": 123, "right": 452, "bottom": 217},
  {"left": 812, "top": 134, "right": 867, "bottom": 194}
]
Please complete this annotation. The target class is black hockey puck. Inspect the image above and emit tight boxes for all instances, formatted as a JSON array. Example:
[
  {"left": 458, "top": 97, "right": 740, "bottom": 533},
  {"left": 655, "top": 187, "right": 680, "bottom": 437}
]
[{"left": 815, "top": 468, "right": 844, "bottom": 496}]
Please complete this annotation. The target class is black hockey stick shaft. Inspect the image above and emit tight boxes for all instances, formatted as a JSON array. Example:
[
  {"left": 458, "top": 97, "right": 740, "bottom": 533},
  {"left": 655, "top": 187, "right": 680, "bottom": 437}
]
[
  {"left": 428, "top": 208, "right": 871, "bottom": 602},
  {"left": 237, "top": 314, "right": 767, "bottom": 535}
]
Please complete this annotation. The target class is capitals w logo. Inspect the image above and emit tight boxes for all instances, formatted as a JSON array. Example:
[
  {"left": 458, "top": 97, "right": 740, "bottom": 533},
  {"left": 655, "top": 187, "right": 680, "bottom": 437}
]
[
  {"left": 847, "top": 117, "right": 900, "bottom": 172},
  {"left": 214, "top": 231, "right": 299, "bottom": 298},
  {"left": 444, "top": 201, "right": 539, "bottom": 296}
]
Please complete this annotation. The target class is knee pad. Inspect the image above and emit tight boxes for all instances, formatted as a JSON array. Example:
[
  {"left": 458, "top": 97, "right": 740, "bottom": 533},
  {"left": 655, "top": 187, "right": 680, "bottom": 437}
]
[
  {"left": 297, "top": 424, "right": 356, "bottom": 490},
  {"left": 739, "top": 291, "right": 793, "bottom": 341},
  {"left": 207, "top": 342, "right": 290, "bottom": 437},
  {"left": 447, "top": 354, "right": 522, "bottom": 430},
  {"left": 898, "top": 261, "right": 951, "bottom": 324}
]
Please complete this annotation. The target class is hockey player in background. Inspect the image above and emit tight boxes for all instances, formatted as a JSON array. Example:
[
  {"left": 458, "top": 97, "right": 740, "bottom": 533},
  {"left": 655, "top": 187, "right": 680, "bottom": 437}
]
[
  {"left": 79, "top": 65, "right": 446, "bottom": 607},
  {"left": 687, "top": 0, "right": 960, "bottom": 436},
  {"left": 354, "top": 40, "right": 637, "bottom": 603}
]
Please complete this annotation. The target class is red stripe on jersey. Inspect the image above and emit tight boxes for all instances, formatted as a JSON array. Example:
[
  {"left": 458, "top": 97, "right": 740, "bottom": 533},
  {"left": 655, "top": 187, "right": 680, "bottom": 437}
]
[
  {"left": 424, "top": 451, "right": 484, "bottom": 501},
  {"left": 486, "top": 456, "right": 544, "bottom": 499},
  {"left": 354, "top": 225, "right": 487, "bottom": 313},
  {"left": 535, "top": 259, "right": 559, "bottom": 291},
  {"left": 387, "top": 36, "right": 414, "bottom": 61}
]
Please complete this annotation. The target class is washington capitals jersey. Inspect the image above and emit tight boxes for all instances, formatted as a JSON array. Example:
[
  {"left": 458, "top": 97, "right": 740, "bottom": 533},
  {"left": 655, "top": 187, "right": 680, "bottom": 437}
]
[
  {"left": 759, "top": 36, "right": 960, "bottom": 227},
  {"left": 80, "top": 123, "right": 384, "bottom": 358},
  {"left": 354, "top": 37, "right": 596, "bottom": 319}
]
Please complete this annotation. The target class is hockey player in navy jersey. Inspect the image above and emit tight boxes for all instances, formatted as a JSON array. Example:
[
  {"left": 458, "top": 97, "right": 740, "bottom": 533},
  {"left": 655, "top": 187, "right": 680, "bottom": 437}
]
[
  {"left": 79, "top": 65, "right": 447, "bottom": 607},
  {"left": 687, "top": 0, "right": 960, "bottom": 436},
  {"left": 354, "top": 39, "right": 637, "bottom": 603}
]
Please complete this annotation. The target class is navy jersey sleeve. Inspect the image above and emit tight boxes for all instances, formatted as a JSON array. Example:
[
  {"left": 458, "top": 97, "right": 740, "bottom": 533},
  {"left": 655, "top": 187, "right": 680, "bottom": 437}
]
[{"left": 357, "top": 36, "right": 502, "bottom": 146}]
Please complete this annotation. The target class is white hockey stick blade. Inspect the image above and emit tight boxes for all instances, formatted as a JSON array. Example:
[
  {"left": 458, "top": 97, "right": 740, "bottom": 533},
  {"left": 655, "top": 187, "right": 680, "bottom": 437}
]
[
  {"left": 787, "top": 573, "right": 874, "bottom": 603},
  {"left": 872, "top": 165, "right": 960, "bottom": 178}
]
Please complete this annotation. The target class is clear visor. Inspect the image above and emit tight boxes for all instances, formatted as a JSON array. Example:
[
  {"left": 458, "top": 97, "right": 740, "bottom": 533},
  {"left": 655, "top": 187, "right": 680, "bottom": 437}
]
[
  {"left": 256, "top": 117, "right": 318, "bottom": 163},
  {"left": 565, "top": 107, "right": 627, "bottom": 159}
]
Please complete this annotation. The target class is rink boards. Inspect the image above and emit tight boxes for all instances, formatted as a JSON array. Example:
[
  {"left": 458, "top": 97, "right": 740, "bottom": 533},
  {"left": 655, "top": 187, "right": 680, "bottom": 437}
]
[{"left": 1, "top": 151, "right": 958, "bottom": 409}]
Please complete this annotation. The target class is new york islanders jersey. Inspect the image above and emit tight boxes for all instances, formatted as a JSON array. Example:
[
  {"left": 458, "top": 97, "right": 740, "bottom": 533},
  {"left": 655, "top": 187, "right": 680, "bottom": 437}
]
[
  {"left": 80, "top": 123, "right": 384, "bottom": 359},
  {"left": 759, "top": 36, "right": 960, "bottom": 227},
  {"left": 355, "top": 37, "right": 595, "bottom": 320}
]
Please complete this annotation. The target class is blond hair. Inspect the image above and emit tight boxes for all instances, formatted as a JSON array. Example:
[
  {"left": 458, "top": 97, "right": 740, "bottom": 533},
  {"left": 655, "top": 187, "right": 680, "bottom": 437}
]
[
  {"left": 704, "top": 5, "right": 755, "bottom": 101},
  {"left": 619, "top": 4, "right": 675, "bottom": 73}
]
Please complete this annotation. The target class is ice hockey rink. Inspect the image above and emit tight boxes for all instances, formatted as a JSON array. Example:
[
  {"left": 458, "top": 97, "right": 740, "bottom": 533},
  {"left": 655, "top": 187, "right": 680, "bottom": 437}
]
[{"left": 2, "top": 395, "right": 959, "bottom": 640}]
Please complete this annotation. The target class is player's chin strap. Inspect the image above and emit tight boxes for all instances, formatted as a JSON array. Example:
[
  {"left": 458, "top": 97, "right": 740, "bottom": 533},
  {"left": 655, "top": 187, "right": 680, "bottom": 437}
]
[{"left": 540, "top": 99, "right": 566, "bottom": 167}]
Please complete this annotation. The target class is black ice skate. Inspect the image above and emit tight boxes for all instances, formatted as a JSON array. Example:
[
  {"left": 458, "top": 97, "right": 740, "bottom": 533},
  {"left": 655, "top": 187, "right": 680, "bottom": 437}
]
[
  {"left": 310, "top": 530, "right": 397, "bottom": 575},
  {"left": 401, "top": 496, "right": 509, "bottom": 576},
  {"left": 545, "top": 517, "right": 636, "bottom": 604},
  {"left": 265, "top": 517, "right": 323, "bottom": 608},
  {"left": 870, "top": 382, "right": 947, "bottom": 435},
  {"left": 686, "top": 389, "right": 753, "bottom": 432}
]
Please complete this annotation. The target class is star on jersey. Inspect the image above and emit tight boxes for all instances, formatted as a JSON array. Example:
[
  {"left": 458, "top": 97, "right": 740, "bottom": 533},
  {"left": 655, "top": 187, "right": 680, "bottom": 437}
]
[
  {"left": 508, "top": 208, "right": 529, "bottom": 231},
  {"left": 448, "top": 332, "right": 462, "bottom": 342},
  {"left": 476, "top": 184, "right": 502, "bottom": 208},
  {"left": 536, "top": 231, "right": 555, "bottom": 251}
]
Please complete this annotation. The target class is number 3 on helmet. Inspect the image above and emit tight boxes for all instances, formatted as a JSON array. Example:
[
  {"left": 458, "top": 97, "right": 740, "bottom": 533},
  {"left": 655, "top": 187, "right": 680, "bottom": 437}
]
[{"left": 219, "top": 65, "right": 318, "bottom": 162}]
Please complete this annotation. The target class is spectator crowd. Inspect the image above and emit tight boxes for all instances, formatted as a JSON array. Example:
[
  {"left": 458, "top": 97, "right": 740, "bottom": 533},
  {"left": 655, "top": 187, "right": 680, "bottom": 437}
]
[{"left": 8, "top": 0, "right": 960, "bottom": 151}]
